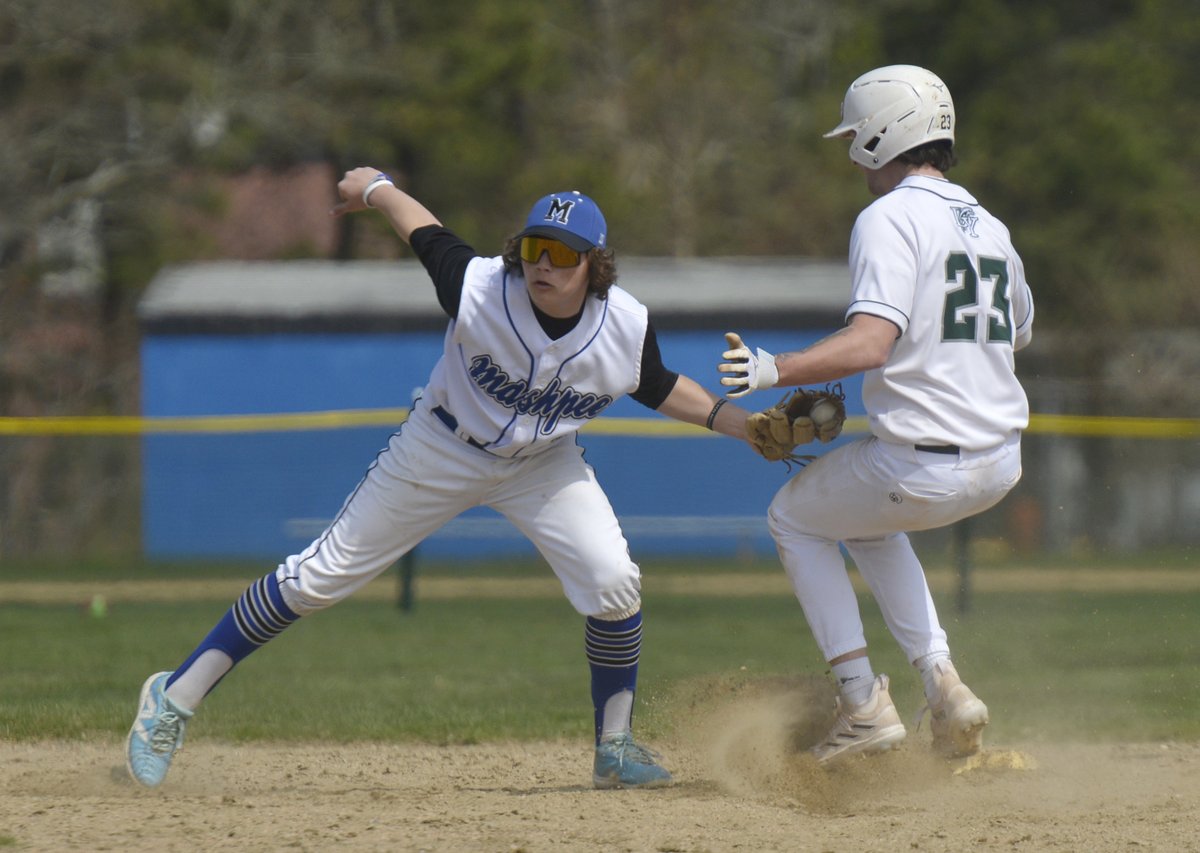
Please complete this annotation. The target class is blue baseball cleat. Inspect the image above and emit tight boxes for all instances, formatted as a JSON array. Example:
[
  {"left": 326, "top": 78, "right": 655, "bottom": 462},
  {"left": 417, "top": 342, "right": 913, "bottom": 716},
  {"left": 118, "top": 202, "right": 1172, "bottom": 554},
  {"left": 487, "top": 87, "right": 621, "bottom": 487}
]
[
  {"left": 593, "top": 731, "right": 673, "bottom": 789},
  {"left": 126, "top": 671, "right": 193, "bottom": 788}
]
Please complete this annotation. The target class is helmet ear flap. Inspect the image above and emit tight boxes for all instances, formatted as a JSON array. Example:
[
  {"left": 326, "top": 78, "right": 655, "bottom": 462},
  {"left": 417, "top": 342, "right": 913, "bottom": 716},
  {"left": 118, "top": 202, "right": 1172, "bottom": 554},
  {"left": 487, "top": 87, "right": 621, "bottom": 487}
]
[{"left": 860, "top": 128, "right": 887, "bottom": 156}]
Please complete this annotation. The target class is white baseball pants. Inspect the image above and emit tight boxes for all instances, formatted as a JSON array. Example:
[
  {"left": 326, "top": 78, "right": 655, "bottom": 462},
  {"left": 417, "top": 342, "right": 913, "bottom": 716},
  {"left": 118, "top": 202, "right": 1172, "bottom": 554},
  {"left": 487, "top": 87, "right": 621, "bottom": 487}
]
[
  {"left": 275, "top": 402, "right": 641, "bottom": 618},
  {"left": 768, "top": 433, "right": 1021, "bottom": 663}
]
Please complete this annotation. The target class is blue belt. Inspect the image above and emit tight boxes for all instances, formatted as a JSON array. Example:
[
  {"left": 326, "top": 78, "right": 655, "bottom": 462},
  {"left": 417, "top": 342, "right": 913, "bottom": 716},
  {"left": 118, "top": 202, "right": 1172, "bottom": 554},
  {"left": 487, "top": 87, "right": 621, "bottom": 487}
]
[
  {"left": 431, "top": 406, "right": 490, "bottom": 450},
  {"left": 915, "top": 444, "right": 959, "bottom": 455}
]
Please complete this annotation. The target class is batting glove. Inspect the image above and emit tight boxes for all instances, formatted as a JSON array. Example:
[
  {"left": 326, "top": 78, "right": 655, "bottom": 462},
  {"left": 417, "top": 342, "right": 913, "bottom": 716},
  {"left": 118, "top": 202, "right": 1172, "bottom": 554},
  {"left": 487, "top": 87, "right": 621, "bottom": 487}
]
[{"left": 719, "top": 332, "right": 779, "bottom": 398}]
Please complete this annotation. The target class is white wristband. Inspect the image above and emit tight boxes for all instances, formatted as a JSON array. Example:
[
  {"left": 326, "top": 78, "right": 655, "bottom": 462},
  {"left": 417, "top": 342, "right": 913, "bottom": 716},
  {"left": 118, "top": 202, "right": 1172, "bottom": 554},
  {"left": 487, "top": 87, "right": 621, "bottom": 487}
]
[{"left": 362, "top": 174, "right": 394, "bottom": 207}]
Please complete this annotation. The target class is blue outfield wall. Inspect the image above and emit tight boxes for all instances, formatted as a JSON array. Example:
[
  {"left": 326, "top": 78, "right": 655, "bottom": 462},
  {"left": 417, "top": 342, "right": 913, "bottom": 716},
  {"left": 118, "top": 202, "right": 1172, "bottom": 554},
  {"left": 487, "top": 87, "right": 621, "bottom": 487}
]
[{"left": 140, "top": 329, "right": 861, "bottom": 561}]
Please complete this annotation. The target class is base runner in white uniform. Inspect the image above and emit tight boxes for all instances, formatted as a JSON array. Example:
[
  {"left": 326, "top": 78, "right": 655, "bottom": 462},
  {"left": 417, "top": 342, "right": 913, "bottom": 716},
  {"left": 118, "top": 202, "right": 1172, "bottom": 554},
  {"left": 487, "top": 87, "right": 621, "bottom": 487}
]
[
  {"left": 127, "top": 170, "right": 750, "bottom": 790},
  {"left": 719, "top": 65, "right": 1034, "bottom": 765}
]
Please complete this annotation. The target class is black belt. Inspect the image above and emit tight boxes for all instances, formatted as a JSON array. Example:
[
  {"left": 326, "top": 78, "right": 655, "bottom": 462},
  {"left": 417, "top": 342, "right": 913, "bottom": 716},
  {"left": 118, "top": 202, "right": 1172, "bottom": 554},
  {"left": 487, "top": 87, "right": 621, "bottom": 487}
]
[
  {"left": 915, "top": 444, "right": 960, "bottom": 455},
  {"left": 431, "top": 406, "right": 490, "bottom": 450}
]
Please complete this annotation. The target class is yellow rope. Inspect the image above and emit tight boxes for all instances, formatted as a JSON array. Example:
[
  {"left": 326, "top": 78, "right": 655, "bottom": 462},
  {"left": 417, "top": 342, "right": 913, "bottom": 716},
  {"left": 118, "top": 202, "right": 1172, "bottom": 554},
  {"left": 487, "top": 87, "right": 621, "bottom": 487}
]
[{"left": 1, "top": 410, "right": 1197, "bottom": 438}]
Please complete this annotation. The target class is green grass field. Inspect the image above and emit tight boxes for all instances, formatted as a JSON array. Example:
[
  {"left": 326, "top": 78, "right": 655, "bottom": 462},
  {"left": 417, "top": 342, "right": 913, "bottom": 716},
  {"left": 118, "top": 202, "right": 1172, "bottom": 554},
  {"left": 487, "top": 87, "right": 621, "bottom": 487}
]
[{"left": 3, "top": 553, "right": 1199, "bottom": 747}]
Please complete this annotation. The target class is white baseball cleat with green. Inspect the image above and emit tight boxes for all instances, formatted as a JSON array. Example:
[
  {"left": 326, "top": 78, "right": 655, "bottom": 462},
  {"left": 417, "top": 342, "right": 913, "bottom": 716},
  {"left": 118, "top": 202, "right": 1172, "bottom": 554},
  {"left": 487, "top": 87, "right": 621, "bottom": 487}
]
[
  {"left": 126, "top": 671, "right": 193, "bottom": 788},
  {"left": 812, "top": 673, "right": 907, "bottom": 765}
]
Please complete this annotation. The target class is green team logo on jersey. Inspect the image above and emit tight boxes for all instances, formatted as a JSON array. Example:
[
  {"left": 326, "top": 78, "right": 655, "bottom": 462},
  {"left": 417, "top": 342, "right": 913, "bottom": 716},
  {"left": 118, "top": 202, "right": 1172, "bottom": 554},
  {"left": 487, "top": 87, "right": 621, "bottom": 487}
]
[{"left": 951, "top": 206, "right": 980, "bottom": 238}]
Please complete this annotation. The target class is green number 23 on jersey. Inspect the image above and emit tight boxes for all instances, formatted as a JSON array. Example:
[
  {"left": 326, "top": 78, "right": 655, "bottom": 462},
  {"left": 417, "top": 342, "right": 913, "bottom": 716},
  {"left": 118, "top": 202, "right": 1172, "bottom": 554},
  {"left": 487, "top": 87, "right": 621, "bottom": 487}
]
[{"left": 942, "top": 252, "right": 1012, "bottom": 344}]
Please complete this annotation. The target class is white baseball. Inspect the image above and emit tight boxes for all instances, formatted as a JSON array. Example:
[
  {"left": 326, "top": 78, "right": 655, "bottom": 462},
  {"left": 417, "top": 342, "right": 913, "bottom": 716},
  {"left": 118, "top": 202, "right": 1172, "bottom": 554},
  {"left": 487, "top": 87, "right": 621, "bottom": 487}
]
[{"left": 810, "top": 399, "right": 838, "bottom": 426}]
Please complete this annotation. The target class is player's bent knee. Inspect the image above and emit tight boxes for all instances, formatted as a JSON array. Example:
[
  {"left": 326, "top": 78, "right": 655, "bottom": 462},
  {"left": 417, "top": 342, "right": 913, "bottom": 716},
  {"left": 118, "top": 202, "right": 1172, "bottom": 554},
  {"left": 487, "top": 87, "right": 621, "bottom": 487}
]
[{"left": 767, "top": 499, "right": 804, "bottom": 539}]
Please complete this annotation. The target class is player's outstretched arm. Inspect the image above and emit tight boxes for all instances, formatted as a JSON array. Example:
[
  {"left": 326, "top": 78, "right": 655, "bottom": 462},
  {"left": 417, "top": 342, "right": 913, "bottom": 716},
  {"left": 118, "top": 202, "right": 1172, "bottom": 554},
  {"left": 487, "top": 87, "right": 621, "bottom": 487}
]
[
  {"left": 330, "top": 166, "right": 441, "bottom": 244},
  {"left": 718, "top": 314, "right": 898, "bottom": 397},
  {"left": 655, "top": 375, "right": 750, "bottom": 442}
]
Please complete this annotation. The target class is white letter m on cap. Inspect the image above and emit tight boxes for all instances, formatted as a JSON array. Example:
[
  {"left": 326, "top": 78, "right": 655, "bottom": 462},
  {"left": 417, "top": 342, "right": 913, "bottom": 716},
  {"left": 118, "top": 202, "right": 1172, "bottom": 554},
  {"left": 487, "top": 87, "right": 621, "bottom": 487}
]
[{"left": 545, "top": 198, "right": 574, "bottom": 223}]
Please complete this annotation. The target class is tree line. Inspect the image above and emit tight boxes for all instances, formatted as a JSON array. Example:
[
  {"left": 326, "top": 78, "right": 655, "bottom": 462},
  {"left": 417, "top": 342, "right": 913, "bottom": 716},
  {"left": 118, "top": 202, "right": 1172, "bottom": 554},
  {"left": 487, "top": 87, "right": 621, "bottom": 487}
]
[{"left": 3, "top": 0, "right": 1197, "bottom": 329}]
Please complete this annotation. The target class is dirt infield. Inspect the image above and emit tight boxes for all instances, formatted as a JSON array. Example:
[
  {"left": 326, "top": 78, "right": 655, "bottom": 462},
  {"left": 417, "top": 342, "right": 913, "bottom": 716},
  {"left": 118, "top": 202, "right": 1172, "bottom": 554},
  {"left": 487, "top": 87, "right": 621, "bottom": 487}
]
[
  {"left": 3, "top": 679, "right": 1198, "bottom": 853},
  {"left": 5, "top": 571, "right": 1198, "bottom": 851}
]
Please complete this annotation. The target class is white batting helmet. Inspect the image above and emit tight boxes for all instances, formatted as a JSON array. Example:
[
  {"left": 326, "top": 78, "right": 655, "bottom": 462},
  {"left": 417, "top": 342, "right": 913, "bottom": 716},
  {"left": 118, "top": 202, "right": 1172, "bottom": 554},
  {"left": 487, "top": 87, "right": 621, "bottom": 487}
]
[{"left": 823, "top": 65, "right": 955, "bottom": 170}]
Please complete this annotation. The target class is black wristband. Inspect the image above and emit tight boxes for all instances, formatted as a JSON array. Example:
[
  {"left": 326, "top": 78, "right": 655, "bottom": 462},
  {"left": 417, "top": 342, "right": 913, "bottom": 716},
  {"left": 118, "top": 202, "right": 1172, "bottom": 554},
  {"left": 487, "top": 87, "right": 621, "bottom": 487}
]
[{"left": 705, "top": 398, "right": 728, "bottom": 431}]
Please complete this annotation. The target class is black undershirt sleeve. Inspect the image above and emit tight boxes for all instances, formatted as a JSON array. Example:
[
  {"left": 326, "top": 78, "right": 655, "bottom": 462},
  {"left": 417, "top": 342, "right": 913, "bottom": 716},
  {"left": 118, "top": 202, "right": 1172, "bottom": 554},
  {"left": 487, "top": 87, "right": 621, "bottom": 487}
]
[
  {"left": 409, "top": 224, "right": 476, "bottom": 318},
  {"left": 631, "top": 322, "right": 680, "bottom": 410}
]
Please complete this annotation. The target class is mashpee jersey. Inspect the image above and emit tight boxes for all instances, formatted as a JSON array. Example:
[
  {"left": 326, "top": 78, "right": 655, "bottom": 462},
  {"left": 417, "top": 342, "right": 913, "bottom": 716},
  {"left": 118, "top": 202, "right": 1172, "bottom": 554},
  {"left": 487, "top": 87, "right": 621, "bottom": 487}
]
[
  {"left": 846, "top": 175, "right": 1035, "bottom": 451},
  {"left": 424, "top": 255, "right": 648, "bottom": 457}
]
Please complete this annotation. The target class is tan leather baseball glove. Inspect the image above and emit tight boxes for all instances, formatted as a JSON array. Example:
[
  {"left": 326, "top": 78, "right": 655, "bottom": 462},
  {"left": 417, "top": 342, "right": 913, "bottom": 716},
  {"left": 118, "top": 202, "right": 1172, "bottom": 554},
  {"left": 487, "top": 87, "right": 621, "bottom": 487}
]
[{"left": 746, "top": 384, "right": 847, "bottom": 463}]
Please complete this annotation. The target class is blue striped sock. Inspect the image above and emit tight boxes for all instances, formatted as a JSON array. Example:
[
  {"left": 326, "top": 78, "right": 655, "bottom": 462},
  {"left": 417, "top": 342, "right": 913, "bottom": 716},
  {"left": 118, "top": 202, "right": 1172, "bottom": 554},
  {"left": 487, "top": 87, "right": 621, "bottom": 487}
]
[
  {"left": 166, "top": 573, "right": 299, "bottom": 693},
  {"left": 586, "top": 612, "right": 642, "bottom": 743}
]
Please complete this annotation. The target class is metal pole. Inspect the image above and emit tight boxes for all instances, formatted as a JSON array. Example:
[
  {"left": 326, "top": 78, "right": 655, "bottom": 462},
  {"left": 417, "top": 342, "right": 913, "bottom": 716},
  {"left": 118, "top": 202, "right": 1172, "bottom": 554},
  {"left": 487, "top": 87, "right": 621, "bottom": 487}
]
[
  {"left": 954, "top": 518, "right": 972, "bottom": 614},
  {"left": 398, "top": 549, "right": 418, "bottom": 611}
]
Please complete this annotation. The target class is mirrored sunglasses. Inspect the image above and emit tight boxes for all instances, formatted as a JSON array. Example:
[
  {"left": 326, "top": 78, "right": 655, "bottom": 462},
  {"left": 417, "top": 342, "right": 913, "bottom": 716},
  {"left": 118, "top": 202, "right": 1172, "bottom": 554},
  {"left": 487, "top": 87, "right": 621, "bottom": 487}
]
[{"left": 519, "top": 236, "right": 583, "bottom": 267}]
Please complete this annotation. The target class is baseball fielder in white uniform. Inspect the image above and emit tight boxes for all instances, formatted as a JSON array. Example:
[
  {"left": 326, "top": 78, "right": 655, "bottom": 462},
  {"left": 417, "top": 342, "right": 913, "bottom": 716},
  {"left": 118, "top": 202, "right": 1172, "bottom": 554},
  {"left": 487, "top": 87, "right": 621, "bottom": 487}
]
[
  {"left": 127, "top": 170, "right": 750, "bottom": 790},
  {"left": 719, "top": 65, "right": 1034, "bottom": 764}
]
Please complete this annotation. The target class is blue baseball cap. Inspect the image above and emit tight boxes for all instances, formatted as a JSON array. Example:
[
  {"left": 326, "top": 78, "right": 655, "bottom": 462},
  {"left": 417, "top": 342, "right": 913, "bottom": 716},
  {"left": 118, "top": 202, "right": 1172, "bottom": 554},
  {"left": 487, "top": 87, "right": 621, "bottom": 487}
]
[{"left": 516, "top": 191, "right": 607, "bottom": 251}]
